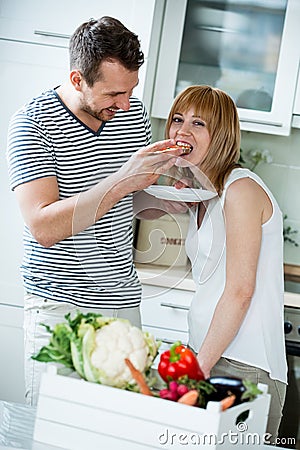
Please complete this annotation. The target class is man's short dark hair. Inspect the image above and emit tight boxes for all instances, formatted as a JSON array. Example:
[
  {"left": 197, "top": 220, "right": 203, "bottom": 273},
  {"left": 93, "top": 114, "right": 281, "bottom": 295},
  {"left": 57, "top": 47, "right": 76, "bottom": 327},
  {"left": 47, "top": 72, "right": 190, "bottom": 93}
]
[{"left": 69, "top": 16, "right": 144, "bottom": 86}]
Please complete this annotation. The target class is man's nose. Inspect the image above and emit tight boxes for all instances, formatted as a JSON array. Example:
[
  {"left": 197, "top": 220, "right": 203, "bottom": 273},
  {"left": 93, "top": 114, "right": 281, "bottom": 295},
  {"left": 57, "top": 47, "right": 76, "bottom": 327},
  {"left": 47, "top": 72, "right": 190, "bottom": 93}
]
[{"left": 116, "top": 94, "right": 131, "bottom": 111}]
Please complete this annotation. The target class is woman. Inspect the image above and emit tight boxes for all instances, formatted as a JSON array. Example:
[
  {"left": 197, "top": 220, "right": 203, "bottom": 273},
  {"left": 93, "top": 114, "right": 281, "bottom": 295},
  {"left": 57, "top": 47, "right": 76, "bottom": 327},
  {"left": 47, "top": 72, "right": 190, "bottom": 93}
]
[{"left": 136, "top": 85, "right": 287, "bottom": 441}]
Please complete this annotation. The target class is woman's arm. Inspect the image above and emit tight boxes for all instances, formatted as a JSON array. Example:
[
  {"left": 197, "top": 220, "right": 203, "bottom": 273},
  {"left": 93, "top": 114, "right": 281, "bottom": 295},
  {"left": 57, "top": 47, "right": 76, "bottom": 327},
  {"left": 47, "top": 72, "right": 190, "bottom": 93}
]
[{"left": 196, "top": 177, "right": 272, "bottom": 378}]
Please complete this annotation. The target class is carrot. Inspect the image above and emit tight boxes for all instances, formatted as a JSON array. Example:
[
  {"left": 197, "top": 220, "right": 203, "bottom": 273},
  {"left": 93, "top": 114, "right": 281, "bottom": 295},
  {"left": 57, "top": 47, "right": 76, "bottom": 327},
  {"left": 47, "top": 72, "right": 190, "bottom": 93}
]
[
  {"left": 177, "top": 389, "right": 199, "bottom": 406},
  {"left": 220, "top": 394, "right": 236, "bottom": 411},
  {"left": 124, "top": 358, "right": 153, "bottom": 396}
]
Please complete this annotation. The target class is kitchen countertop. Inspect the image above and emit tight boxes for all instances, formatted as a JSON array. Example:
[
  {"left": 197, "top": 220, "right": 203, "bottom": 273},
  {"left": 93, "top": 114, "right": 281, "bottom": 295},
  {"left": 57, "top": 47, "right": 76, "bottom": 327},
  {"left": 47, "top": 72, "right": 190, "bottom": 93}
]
[
  {"left": 136, "top": 262, "right": 195, "bottom": 291},
  {"left": 136, "top": 263, "right": 300, "bottom": 309}
]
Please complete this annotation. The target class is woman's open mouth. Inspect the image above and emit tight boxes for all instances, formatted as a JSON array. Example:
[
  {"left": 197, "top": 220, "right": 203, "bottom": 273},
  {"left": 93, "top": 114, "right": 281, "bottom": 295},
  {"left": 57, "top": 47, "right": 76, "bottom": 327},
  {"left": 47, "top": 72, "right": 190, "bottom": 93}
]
[{"left": 176, "top": 141, "right": 193, "bottom": 155}]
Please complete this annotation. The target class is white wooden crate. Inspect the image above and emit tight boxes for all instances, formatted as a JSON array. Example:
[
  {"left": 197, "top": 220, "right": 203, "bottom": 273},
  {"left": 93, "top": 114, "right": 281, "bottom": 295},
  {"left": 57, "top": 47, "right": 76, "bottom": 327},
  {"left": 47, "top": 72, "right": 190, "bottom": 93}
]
[{"left": 33, "top": 367, "right": 270, "bottom": 450}]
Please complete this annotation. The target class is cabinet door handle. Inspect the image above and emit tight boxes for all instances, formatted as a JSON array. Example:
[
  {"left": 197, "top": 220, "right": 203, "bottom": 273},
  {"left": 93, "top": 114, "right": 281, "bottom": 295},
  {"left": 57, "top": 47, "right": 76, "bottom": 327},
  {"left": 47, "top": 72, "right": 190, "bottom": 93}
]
[
  {"left": 195, "top": 25, "right": 238, "bottom": 34},
  {"left": 239, "top": 118, "right": 283, "bottom": 127},
  {"left": 160, "top": 338, "right": 187, "bottom": 345},
  {"left": 34, "top": 30, "right": 70, "bottom": 40},
  {"left": 160, "top": 302, "right": 189, "bottom": 311}
]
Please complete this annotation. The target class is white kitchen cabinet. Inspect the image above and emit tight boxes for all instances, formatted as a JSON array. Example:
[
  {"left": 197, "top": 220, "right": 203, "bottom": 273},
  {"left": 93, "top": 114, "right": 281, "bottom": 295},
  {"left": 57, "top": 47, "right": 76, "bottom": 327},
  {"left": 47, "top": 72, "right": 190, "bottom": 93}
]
[
  {"left": 0, "top": 0, "right": 158, "bottom": 56},
  {"left": 0, "top": 304, "right": 25, "bottom": 403},
  {"left": 151, "top": 0, "right": 300, "bottom": 136},
  {"left": 141, "top": 283, "right": 192, "bottom": 333},
  {"left": 141, "top": 283, "right": 193, "bottom": 361},
  {"left": 292, "top": 67, "right": 300, "bottom": 128},
  {"left": 0, "top": 0, "right": 165, "bottom": 104},
  {"left": 141, "top": 282, "right": 193, "bottom": 369},
  {"left": 294, "top": 75, "right": 300, "bottom": 115},
  {"left": 0, "top": 39, "right": 69, "bottom": 306}
]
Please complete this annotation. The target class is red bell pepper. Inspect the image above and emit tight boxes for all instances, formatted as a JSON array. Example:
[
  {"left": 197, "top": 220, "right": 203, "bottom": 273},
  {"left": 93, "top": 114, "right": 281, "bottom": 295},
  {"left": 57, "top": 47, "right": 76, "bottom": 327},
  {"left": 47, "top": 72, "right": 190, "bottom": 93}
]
[{"left": 158, "top": 341, "right": 204, "bottom": 382}]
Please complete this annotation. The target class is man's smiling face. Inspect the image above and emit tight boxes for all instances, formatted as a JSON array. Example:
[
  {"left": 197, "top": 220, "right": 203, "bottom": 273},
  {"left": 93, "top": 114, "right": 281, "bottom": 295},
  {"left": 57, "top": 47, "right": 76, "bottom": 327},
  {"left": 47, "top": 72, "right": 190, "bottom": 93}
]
[{"left": 78, "top": 59, "right": 139, "bottom": 122}]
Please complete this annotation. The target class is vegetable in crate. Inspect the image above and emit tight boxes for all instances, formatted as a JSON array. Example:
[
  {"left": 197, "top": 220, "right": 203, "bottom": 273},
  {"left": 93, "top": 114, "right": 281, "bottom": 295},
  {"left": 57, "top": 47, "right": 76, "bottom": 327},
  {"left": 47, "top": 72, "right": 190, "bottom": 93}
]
[
  {"left": 158, "top": 375, "right": 262, "bottom": 410},
  {"left": 159, "top": 375, "right": 216, "bottom": 408},
  {"left": 32, "top": 311, "right": 159, "bottom": 389},
  {"left": 158, "top": 341, "right": 204, "bottom": 382},
  {"left": 207, "top": 376, "right": 263, "bottom": 406}
]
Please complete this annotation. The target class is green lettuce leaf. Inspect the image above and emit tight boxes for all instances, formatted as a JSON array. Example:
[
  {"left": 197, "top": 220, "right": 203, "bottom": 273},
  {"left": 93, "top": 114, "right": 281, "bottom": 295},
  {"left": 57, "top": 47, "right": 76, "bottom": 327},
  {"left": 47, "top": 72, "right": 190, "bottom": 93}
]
[
  {"left": 31, "top": 311, "right": 102, "bottom": 370},
  {"left": 78, "top": 323, "right": 101, "bottom": 382},
  {"left": 32, "top": 322, "right": 74, "bottom": 368}
]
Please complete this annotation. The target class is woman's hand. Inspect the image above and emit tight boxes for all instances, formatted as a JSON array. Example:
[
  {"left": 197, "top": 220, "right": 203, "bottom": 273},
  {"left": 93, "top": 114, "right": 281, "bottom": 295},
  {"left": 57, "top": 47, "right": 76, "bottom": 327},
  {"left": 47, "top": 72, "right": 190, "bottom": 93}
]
[{"left": 196, "top": 354, "right": 211, "bottom": 380}]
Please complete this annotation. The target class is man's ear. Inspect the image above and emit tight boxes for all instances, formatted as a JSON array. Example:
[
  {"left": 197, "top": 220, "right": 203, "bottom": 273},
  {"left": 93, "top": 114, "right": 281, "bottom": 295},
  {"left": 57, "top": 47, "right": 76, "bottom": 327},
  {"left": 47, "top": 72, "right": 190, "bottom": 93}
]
[{"left": 70, "top": 70, "right": 82, "bottom": 90}]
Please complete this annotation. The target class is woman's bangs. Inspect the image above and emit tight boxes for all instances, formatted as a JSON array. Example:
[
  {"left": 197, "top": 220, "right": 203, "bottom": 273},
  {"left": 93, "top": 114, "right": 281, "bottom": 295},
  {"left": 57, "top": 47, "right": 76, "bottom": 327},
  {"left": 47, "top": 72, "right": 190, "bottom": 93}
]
[{"left": 176, "top": 91, "right": 213, "bottom": 122}]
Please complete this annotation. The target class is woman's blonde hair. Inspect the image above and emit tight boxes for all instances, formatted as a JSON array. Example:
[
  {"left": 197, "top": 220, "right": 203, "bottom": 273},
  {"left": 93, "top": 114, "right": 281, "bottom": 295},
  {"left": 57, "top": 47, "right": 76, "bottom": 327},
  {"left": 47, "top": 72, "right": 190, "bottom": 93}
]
[{"left": 165, "top": 85, "right": 241, "bottom": 194}]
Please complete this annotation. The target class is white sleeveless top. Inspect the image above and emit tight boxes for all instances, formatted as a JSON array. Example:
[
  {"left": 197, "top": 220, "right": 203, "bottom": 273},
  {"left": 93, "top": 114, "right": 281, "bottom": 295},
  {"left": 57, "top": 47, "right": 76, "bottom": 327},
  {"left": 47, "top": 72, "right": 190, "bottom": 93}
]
[{"left": 186, "top": 168, "right": 287, "bottom": 383}]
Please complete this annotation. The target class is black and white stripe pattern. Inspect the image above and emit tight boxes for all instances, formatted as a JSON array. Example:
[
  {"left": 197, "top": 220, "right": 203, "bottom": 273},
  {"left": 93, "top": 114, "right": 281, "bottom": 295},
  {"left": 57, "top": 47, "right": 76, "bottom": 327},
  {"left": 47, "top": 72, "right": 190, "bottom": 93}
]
[{"left": 7, "top": 89, "right": 151, "bottom": 308}]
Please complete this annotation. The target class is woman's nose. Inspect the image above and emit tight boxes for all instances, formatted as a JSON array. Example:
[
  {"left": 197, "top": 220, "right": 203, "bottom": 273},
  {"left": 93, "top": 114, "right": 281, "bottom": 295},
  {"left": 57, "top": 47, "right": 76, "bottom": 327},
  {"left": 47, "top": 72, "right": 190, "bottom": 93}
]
[{"left": 177, "top": 124, "right": 191, "bottom": 135}]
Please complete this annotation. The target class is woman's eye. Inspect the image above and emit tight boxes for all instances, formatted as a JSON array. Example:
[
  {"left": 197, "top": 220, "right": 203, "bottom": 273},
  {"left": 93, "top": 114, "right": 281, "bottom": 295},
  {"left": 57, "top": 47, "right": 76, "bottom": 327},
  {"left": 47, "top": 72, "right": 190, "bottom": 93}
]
[
  {"left": 194, "top": 120, "right": 205, "bottom": 127},
  {"left": 172, "top": 117, "right": 182, "bottom": 123}
]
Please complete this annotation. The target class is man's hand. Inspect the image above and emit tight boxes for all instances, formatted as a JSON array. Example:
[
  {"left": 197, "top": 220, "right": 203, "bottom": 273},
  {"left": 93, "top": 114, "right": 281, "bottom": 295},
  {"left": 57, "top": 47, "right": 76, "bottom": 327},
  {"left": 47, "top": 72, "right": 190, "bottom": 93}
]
[{"left": 115, "top": 139, "right": 184, "bottom": 195}]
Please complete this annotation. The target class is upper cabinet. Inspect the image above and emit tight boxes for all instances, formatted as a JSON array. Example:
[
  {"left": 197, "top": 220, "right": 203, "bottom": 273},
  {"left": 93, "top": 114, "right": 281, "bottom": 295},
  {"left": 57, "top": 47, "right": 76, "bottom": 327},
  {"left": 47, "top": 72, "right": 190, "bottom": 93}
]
[
  {"left": 151, "top": 0, "right": 300, "bottom": 136},
  {"left": 0, "top": 0, "right": 157, "bottom": 55},
  {"left": 292, "top": 68, "right": 300, "bottom": 128},
  {"left": 0, "top": 0, "right": 165, "bottom": 105}
]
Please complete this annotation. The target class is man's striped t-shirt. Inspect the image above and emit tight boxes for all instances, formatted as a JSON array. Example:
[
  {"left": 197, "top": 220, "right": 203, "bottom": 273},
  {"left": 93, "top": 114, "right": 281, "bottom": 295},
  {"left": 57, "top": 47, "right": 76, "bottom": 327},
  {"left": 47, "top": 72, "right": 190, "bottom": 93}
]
[{"left": 7, "top": 89, "right": 151, "bottom": 308}]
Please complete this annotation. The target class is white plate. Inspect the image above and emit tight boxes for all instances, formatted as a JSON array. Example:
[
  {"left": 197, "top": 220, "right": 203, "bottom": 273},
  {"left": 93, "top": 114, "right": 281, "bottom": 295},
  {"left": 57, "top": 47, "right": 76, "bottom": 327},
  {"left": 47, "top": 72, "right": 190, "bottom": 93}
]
[{"left": 144, "top": 185, "right": 217, "bottom": 202}]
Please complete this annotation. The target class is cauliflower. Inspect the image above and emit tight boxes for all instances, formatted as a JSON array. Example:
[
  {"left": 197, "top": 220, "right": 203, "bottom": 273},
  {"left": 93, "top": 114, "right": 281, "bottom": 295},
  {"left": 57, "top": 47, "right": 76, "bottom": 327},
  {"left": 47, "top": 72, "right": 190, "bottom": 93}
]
[
  {"left": 32, "top": 311, "right": 159, "bottom": 390},
  {"left": 90, "top": 320, "right": 149, "bottom": 387}
]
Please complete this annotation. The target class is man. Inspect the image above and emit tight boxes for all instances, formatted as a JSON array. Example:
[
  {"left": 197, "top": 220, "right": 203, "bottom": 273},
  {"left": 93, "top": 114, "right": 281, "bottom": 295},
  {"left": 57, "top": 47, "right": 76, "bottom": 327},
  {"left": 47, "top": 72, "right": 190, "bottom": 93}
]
[{"left": 6, "top": 16, "right": 181, "bottom": 405}]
